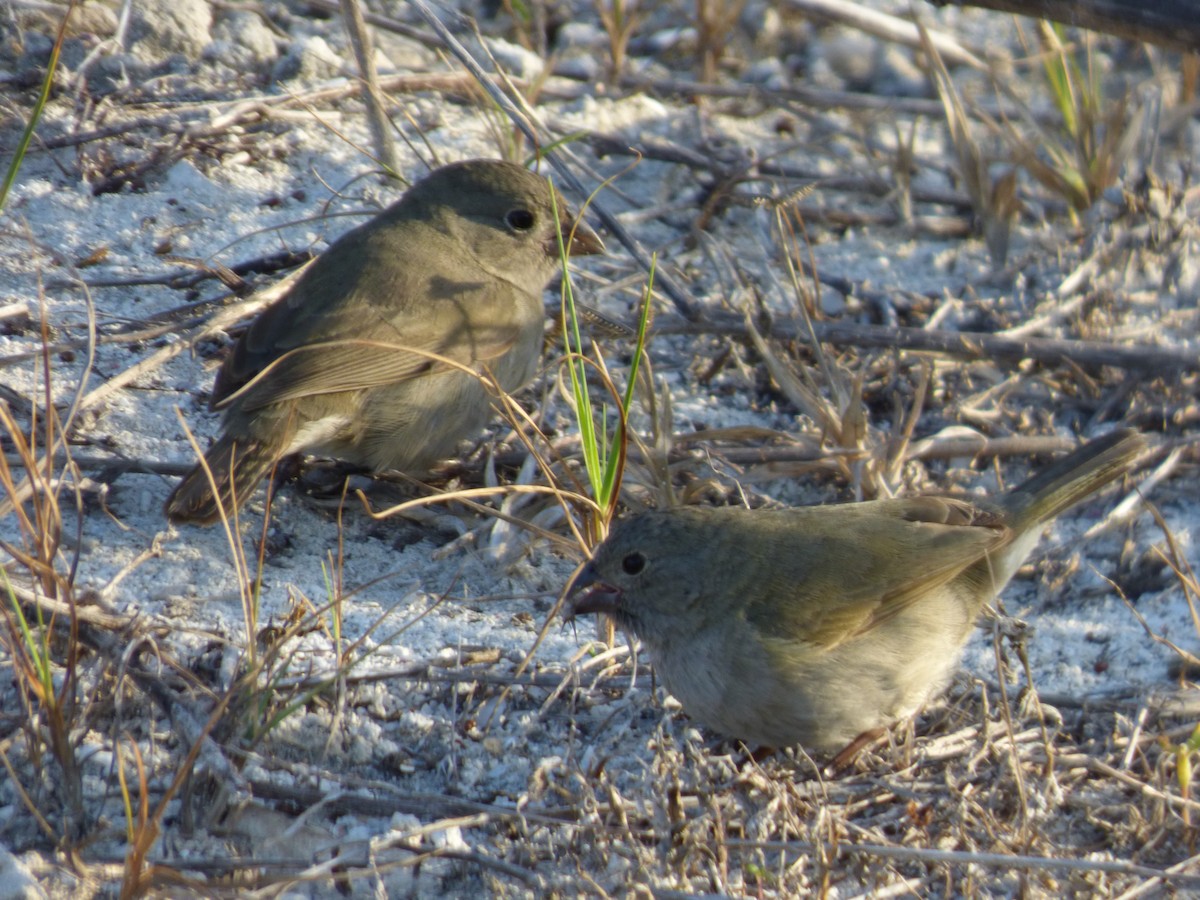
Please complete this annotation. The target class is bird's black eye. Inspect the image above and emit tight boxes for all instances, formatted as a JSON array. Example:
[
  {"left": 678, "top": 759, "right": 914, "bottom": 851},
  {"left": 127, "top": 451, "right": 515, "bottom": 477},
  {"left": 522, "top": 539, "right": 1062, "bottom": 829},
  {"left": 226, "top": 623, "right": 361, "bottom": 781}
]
[
  {"left": 621, "top": 552, "right": 646, "bottom": 575},
  {"left": 506, "top": 208, "right": 536, "bottom": 231}
]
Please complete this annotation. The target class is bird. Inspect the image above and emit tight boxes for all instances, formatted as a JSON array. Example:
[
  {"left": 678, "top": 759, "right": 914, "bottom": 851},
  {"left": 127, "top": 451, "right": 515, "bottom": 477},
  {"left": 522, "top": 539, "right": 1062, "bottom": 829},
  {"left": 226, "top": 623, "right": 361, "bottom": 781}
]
[
  {"left": 567, "top": 429, "right": 1145, "bottom": 753},
  {"left": 166, "top": 159, "right": 603, "bottom": 525}
]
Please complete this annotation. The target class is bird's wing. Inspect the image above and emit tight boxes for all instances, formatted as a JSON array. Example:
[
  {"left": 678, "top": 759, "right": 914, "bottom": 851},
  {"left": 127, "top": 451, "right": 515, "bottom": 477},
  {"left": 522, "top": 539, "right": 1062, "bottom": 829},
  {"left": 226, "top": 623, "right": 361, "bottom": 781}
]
[
  {"left": 745, "top": 498, "right": 1011, "bottom": 650},
  {"left": 213, "top": 337, "right": 497, "bottom": 411},
  {"left": 213, "top": 265, "right": 532, "bottom": 411}
]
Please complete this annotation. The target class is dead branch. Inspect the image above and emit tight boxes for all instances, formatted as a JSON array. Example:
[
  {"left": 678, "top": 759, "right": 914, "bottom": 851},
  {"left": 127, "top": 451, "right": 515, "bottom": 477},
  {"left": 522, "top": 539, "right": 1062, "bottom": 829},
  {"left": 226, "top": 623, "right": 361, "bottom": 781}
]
[
  {"left": 653, "top": 312, "right": 1199, "bottom": 374},
  {"left": 929, "top": 0, "right": 1200, "bottom": 52}
]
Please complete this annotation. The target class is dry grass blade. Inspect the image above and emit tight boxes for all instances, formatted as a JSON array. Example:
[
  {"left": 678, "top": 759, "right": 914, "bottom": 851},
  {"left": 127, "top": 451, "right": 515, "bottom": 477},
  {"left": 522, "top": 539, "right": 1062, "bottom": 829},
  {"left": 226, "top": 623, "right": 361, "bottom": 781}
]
[
  {"left": 350, "top": 360, "right": 603, "bottom": 556},
  {"left": 336, "top": 0, "right": 399, "bottom": 174},
  {"left": 594, "top": 0, "right": 646, "bottom": 84},
  {"left": 743, "top": 315, "right": 841, "bottom": 440},
  {"left": 733, "top": 193, "right": 938, "bottom": 499},
  {"left": 918, "top": 18, "right": 1018, "bottom": 265},
  {"left": 116, "top": 739, "right": 154, "bottom": 900},
  {"left": 884, "top": 361, "right": 929, "bottom": 483},
  {"left": 74, "top": 264, "right": 308, "bottom": 419},
  {"left": 174, "top": 411, "right": 263, "bottom": 651},
  {"left": 616, "top": 354, "right": 677, "bottom": 509},
  {"left": 695, "top": 0, "right": 748, "bottom": 82},
  {"left": 4, "top": 0, "right": 1196, "bottom": 893},
  {"left": 748, "top": 193, "right": 854, "bottom": 457},
  {"left": 360, "top": 482, "right": 596, "bottom": 541},
  {"left": 1151, "top": 505, "right": 1198, "bottom": 622},
  {"left": 992, "top": 22, "right": 1146, "bottom": 217},
  {"left": 0, "top": 281, "right": 98, "bottom": 841}
]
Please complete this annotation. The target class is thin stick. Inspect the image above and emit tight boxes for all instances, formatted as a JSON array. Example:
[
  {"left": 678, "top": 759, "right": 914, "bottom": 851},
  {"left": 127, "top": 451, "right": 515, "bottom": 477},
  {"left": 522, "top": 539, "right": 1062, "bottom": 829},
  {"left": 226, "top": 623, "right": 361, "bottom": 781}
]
[
  {"left": 652, "top": 312, "right": 1199, "bottom": 374},
  {"left": 722, "top": 838, "right": 1200, "bottom": 886},
  {"left": 337, "top": 0, "right": 399, "bottom": 173},
  {"left": 781, "top": 0, "right": 985, "bottom": 68}
]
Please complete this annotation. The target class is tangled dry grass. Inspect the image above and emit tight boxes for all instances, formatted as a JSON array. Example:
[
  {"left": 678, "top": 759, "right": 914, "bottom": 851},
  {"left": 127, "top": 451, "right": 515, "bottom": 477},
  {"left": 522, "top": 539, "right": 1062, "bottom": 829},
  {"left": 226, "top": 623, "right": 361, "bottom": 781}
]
[{"left": 2, "top": 0, "right": 1199, "bottom": 896}]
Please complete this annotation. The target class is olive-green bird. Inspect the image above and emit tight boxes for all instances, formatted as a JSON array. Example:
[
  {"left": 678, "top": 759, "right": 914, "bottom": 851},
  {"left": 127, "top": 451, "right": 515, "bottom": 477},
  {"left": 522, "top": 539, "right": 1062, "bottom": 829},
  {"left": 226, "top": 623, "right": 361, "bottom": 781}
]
[
  {"left": 568, "top": 430, "right": 1145, "bottom": 752},
  {"left": 166, "top": 159, "right": 603, "bottom": 525}
]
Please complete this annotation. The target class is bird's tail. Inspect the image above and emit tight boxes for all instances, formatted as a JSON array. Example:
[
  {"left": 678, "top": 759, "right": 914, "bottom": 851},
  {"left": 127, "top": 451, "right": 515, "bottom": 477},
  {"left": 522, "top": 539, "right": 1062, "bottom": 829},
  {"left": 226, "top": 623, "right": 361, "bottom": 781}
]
[
  {"left": 1003, "top": 429, "right": 1146, "bottom": 529},
  {"left": 165, "top": 434, "right": 279, "bottom": 525}
]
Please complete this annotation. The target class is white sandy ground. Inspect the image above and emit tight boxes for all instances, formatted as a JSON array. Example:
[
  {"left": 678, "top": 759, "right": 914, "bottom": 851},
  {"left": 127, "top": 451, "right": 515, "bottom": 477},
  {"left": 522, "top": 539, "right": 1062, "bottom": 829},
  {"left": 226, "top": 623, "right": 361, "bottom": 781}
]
[{"left": 1, "top": 0, "right": 1199, "bottom": 895}]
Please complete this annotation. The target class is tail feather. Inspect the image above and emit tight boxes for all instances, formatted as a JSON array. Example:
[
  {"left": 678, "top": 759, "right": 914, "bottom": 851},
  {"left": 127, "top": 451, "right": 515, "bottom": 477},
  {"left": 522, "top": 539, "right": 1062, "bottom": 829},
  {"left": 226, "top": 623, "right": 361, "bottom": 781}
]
[
  {"left": 165, "top": 434, "right": 279, "bottom": 525},
  {"left": 1003, "top": 429, "right": 1146, "bottom": 528}
]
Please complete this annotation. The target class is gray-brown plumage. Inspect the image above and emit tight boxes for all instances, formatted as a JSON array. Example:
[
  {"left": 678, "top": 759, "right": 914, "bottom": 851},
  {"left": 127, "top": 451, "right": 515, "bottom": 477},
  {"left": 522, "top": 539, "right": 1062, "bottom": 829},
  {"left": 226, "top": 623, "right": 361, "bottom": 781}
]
[
  {"left": 167, "top": 159, "right": 603, "bottom": 525},
  {"left": 568, "top": 430, "right": 1145, "bottom": 751}
]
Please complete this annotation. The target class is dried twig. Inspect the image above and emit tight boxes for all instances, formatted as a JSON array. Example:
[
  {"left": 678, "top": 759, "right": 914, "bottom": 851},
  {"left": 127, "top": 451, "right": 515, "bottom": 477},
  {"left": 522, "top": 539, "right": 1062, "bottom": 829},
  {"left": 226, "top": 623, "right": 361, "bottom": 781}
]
[
  {"left": 652, "top": 312, "right": 1199, "bottom": 374},
  {"left": 723, "top": 838, "right": 1200, "bottom": 886}
]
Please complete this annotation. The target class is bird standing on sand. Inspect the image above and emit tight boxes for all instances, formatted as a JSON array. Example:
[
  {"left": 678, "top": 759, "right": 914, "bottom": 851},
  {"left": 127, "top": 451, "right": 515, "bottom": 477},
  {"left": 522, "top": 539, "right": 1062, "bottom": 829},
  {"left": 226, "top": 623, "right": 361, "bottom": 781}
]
[
  {"left": 568, "top": 430, "right": 1145, "bottom": 753},
  {"left": 167, "top": 159, "right": 603, "bottom": 525}
]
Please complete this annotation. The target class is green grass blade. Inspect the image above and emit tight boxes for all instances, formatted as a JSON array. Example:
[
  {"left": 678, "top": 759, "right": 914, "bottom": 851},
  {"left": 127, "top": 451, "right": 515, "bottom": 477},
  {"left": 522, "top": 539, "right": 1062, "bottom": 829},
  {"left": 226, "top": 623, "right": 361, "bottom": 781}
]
[{"left": 0, "top": 1, "right": 76, "bottom": 211}]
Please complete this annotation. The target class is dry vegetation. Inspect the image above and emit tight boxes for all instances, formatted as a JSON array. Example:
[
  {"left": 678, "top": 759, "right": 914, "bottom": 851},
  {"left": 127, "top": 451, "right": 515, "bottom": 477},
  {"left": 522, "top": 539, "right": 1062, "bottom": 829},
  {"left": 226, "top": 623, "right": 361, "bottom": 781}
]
[{"left": 2, "top": 0, "right": 1200, "bottom": 896}]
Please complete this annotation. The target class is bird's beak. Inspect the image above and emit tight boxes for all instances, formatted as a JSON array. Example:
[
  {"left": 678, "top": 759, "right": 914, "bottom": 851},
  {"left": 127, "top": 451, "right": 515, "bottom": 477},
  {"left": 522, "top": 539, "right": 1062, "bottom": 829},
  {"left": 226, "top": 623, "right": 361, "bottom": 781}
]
[
  {"left": 564, "top": 560, "right": 621, "bottom": 621},
  {"left": 563, "top": 218, "right": 604, "bottom": 257}
]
